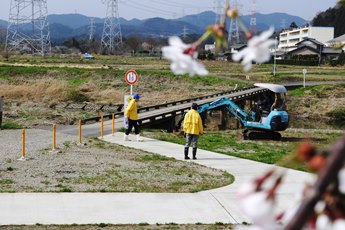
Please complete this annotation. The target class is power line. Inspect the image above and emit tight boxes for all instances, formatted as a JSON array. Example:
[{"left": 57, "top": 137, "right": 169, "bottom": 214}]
[
  {"left": 125, "top": 0, "right": 177, "bottom": 15},
  {"left": 120, "top": 1, "right": 175, "bottom": 17},
  {"left": 120, "top": 0, "right": 214, "bottom": 18},
  {"left": 150, "top": 0, "right": 212, "bottom": 9}
]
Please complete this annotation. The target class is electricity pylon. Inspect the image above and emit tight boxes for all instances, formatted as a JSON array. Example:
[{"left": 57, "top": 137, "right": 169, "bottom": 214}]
[
  {"left": 89, "top": 18, "right": 96, "bottom": 40},
  {"left": 101, "top": 0, "right": 123, "bottom": 54},
  {"left": 214, "top": 0, "right": 223, "bottom": 23},
  {"left": 5, "top": 0, "right": 51, "bottom": 56},
  {"left": 249, "top": 0, "right": 257, "bottom": 35},
  {"left": 228, "top": 0, "right": 240, "bottom": 45}
]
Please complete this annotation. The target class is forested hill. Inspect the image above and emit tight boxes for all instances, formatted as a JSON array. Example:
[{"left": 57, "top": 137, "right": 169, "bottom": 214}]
[{"left": 312, "top": 4, "right": 345, "bottom": 37}]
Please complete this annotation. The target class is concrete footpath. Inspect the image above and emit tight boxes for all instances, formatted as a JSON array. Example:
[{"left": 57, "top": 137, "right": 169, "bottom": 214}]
[{"left": 0, "top": 133, "right": 314, "bottom": 225}]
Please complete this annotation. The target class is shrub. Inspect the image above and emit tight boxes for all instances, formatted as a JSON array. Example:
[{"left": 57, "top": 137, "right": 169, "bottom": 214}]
[
  {"left": 1, "top": 122, "right": 23, "bottom": 129},
  {"left": 67, "top": 90, "right": 90, "bottom": 103},
  {"left": 326, "top": 107, "right": 345, "bottom": 120}
]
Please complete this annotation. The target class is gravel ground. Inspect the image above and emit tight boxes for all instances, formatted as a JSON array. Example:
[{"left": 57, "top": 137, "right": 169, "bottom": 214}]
[
  {"left": 0, "top": 129, "right": 76, "bottom": 159},
  {"left": 0, "top": 129, "right": 233, "bottom": 193}
]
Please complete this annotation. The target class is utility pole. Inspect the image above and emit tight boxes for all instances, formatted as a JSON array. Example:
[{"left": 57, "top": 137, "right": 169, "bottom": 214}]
[
  {"left": 273, "top": 37, "right": 277, "bottom": 76},
  {"left": 5, "top": 0, "right": 51, "bottom": 56},
  {"left": 101, "top": 0, "right": 123, "bottom": 54}
]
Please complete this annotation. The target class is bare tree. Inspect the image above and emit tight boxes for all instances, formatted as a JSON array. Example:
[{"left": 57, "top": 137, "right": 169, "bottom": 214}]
[
  {"left": 146, "top": 37, "right": 157, "bottom": 55},
  {"left": 125, "top": 35, "right": 142, "bottom": 54}
]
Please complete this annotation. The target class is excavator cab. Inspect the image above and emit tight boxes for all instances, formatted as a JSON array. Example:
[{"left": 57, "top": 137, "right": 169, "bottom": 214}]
[
  {"left": 242, "top": 83, "right": 289, "bottom": 139},
  {"left": 197, "top": 83, "right": 289, "bottom": 140}
]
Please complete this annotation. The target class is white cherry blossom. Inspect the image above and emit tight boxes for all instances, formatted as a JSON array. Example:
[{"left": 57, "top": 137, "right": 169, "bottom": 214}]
[
  {"left": 338, "top": 168, "right": 345, "bottom": 194},
  {"left": 333, "top": 219, "right": 345, "bottom": 230},
  {"left": 239, "top": 192, "right": 275, "bottom": 226},
  {"left": 232, "top": 27, "right": 276, "bottom": 71},
  {"left": 316, "top": 214, "right": 332, "bottom": 230},
  {"left": 162, "top": 36, "right": 208, "bottom": 76}
]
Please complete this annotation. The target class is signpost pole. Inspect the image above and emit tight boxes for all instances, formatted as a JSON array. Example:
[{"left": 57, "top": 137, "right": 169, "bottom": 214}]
[
  {"left": 0, "top": 96, "right": 3, "bottom": 129},
  {"left": 302, "top": 69, "right": 307, "bottom": 88}
]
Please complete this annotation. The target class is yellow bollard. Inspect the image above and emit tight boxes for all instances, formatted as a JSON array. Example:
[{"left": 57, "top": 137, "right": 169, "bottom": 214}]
[
  {"left": 112, "top": 114, "right": 115, "bottom": 136},
  {"left": 78, "top": 120, "right": 82, "bottom": 145},
  {"left": 20, "top": 129, "right": 26, "bottom": 160},
  {"left": 100, "top": 114, "right": 104, "bottom": 138},
  {"left": 52, "top": 124, "right": 57, "bottom": 151}
]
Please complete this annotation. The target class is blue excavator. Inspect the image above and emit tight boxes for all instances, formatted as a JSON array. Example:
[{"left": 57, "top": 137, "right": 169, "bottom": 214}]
[{"left": 197, "top": 83, "right": 289, "bottom": 140}]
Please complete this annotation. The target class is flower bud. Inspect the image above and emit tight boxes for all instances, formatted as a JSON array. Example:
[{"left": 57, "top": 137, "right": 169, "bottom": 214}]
[
  {"left": 226, "top": 8, "right": 239, "bottom": 19},
  {"left": 307, "top": 155, "right": 326, "bottom": 172},
  {"left": 297, "top": 141, "right": 316, "bottom": 161}
]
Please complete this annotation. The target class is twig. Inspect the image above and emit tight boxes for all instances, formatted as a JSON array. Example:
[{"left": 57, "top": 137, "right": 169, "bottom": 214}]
[{"left": 285, "top": 133, "right": 345, "bottom": 230}]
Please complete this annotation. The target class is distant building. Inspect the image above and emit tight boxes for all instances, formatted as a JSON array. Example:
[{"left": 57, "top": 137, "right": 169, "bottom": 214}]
[
  {"left": 284, "top": 38, "right": 341, "bottom": 62},
  {"left": 229, "top": 44, "right": 247, "bottom": 54},
  {"left": 325, "top": 34, "right": 345, "bottom": 50},
  {"left": 205, "top": 43, "right": 216, "bottom": 52},
  {"left": 278, "top": 26, "right": 334, "bottom": 51}
]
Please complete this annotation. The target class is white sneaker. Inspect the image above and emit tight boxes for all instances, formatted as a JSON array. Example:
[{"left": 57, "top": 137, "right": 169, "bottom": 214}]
[
  {"left": 124, "top": 134, "right": 130, "bottom": 141},
  {"left": 136, "top": 134, "right": 143, "bottom": 142}
]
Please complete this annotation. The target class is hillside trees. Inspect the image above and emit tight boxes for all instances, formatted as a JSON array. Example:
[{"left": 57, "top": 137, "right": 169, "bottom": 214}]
[{"left": 312, "top": 4, "right": 345, "bottom": 37}]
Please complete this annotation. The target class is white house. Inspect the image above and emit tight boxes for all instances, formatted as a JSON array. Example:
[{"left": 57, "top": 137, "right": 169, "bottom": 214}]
[{"left": 278, "top": 26, "right": 334, "bottom": 52}]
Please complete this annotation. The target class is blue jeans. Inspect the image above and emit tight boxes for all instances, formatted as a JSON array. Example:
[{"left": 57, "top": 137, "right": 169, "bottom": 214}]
[{"left": 185, "top": 134, "right": 199, "bottom": 148}]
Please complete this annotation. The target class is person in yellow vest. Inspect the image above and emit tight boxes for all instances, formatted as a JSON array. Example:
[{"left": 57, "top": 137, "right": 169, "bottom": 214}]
[
  {"left": 124, "top": 94, "right": 143, "bottom": 142},
  {"left": 183, "top": 103, "right": 203, "bottom": 160}
]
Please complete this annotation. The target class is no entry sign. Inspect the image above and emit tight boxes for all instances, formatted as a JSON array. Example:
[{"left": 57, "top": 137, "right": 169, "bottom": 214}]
[{"left": 125, "top": 70, "right": 139, "bottom": 85}]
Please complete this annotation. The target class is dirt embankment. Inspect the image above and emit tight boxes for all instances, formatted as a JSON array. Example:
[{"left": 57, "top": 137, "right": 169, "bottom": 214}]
[{"left": 288, "top": 84, "right": 345, "bottom": 120}]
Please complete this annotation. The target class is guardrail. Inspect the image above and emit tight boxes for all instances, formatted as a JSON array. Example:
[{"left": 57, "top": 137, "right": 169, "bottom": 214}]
[
  {"left": 80, "top": 86, "right": 266, "bottom": 127},
  {"left": 58, "top": 103, "right": 123, "bottom": 113},
  {"left": 80, "top": 87, "right": 255, "bottom": 124},
  {"left": 136, "top": 87, "right": 255, "bottom": 113},
  {"left": 137, "top": 88, "right": 266, "bottom": 126}
]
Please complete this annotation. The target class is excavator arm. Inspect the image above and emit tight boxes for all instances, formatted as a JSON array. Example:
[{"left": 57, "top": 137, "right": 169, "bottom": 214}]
[{"left": 198, "top": 97, "right": 255, "bottom": 126}]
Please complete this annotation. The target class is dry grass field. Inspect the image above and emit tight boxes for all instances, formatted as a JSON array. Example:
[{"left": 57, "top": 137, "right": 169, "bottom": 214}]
[{"left": 0, "top": 55, "right": 345, "bottom": 127}]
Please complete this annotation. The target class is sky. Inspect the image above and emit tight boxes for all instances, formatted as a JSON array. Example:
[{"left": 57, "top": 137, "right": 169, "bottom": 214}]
[{"left": 0, "top": 0, "right": 339, "bottom": 22}]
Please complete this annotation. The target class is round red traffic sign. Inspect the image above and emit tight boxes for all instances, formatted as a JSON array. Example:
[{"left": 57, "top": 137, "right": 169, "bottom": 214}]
[{"left": 125, "top": 70, "right": 139, "bottom": 85}]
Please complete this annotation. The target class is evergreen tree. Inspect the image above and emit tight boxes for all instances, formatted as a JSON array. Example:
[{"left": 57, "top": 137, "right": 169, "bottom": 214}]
[
  {"left": 289, "top": 22, "right": 298, "bottom": 29},
  {"left": 312, "top": 4, "right": 345, "bottom": 37}
]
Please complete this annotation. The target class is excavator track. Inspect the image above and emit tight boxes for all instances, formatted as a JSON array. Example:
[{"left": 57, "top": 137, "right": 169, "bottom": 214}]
[{"left": 243, "top": 129, "right": 281, "bottom": 140}]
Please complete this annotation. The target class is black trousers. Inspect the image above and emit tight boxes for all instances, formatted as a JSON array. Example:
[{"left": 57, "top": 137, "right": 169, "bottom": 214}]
[{"left": 125, "top": 119, "right": 140, "bottom": 135}]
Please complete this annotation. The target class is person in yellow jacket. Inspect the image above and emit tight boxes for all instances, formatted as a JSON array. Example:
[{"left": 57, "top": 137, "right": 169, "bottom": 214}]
[
  {"left": 183, "top": 103, "right": 203, "bottom": 160},
  {"left": 124, "top": 94, "right": 143, "bottom": 142}
]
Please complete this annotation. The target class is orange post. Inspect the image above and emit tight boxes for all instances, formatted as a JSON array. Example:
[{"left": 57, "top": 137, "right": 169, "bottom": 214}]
[
  {"left": 100, "top": 114, "right": 104, "bottom": 138},
  {"left": 112, "top": 114, "right": 115, "bottom": 136},
  {"left": 52, "top": 124, "right": 56, "bottom": 150},
  {"left": 21, "top": 129, "right": 26, "bottom": 160},
  {"left": 78, "top": 120, "right": 82, "bottom": 145}
]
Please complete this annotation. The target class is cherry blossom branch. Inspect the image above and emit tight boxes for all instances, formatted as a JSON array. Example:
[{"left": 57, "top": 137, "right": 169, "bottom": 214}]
[{"left": 285, "top": 134, "right": 345, "bottom": 230}]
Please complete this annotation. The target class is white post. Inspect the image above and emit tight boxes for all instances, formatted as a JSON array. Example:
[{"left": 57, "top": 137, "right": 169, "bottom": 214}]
[
  {"left": 303, "top": 73, "right": 306, "bottom": 88},
  {"left": 130, "top": 85, "right": 133, "bottom": 96},
  {"left": 302, "top": 69, "right": 307, "bottom": 88}
]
